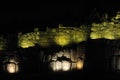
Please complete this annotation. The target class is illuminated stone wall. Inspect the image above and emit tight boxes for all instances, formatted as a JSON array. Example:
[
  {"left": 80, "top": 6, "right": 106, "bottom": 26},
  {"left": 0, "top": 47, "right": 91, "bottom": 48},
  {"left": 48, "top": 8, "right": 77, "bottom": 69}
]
[
  {"left": 90, "top": 12, "right": 120, "bottom": 40},
  {"left": 48, "top": 47, "right": 85, "bottom": 71},
  {"left": 2, "top": 52, "right": 20, "bottom": 73},
  {"left": 18, "top": 25, "right": 89, "bottom": 48},
  {"left": 18, "top": 29, "right": 40, "bottom": 48},
  {"left": 17, "top": 12, "right": 120, "bottom": 49}
]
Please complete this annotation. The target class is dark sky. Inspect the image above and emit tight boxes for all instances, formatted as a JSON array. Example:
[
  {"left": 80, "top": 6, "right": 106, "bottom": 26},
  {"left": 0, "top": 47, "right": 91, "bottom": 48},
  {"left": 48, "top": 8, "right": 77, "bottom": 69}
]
[{"left": 0, "top": 1, "right": 120, "bottom": 34}]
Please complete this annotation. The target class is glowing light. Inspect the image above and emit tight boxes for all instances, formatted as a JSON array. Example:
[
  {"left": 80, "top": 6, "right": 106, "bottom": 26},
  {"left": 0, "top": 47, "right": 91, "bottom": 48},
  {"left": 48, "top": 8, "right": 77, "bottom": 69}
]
[
  {"left": 56, "top": 61, "right": 62, "bottom": 71},
  {"left": 49, "top": 61, "right": 71, "bottom": 71},
  {"left": 18, "top": 31, "right": 40, "bottom": 48},
  {"left": 90, "top": 32, "right": 101, "bottom": 39},
  {"left": 62, "top": 61, "right": 71, "bottom": 71},
  {"left": 20, "top": 40, "right": 35, "bottom": 48},
  {"left": 54, "top": 33, "right": 71, "bottom": 46},
  {"left": 72, "top": 30, "right": 87, "bottom": 43},
  {"left": 49, "top": 61, "right": 62, "bottom": 71},
  {"left": 49, "top": 62, "right": 56, "bottom": 71},
  {"left": 56, "top": 51, "right": 63, "bottom": 57},
  {"left": 7, "top": 63, "right": 19, "bottom": 73},
  {"left": 4, "top": 58, "right": 20, "bottom": 74},
  {"left": 9, "top": 59, "right": 16, "bottom": 62},
  {"left": 90, "top": 12, "right": 120, "bottom": 40},
  {"left": 103, "top": 32, "right": 115, "bottom": 39},
  {"left": 18, "top": 24, "right": 89, "bottom": 48},
  {"left": 49, "top": 49, "right": 85, "bottom": 71},
  {"left": 76, "top": 59, "right": 84, "bottom": 70}
]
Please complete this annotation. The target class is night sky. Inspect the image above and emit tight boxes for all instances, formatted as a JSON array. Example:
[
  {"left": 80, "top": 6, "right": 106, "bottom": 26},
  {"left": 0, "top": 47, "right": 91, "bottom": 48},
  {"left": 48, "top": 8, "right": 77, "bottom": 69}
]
[{"left": 0, "top": 1, "right": 120, "bottom": 34}]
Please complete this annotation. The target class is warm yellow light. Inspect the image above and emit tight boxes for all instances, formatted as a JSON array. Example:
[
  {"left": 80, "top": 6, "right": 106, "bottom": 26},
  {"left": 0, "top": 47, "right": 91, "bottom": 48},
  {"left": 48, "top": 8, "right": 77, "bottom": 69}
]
[
  {"left": 49, "top": 61, "right": 71, "bottom": 71},
  {"left": 72, "top": 31, "right": 87, "bottom": 43},
  {"left": 56, "top": 61, "right": 62, "bottom": 71},
  {"left": 90, "top": 12, "right": 120, "bottom": 40},
  {"left": 49, "top": 49, "right": 85, "bottom": 72},
  {"left": 62, "top": 61, "right": 71, "bottom": 71},
  {"left": 7, "top": 63, "right": 19, "bottom": 73},
  {"left": 90, "top": 32, "right": 101, "bottom": 39},
  {"left": 49, "top": 61, "right": 62, "bottom": 71},
  {"left": 76, "top": 59, "right": 84, "bottom": 70},
  {"left": 103, "top": 34, "right": 115, "bottom": 39},
  {"left": 18, "top": 25, "right": 89, "bottom": 48},
  {"left": 20, "top": 40, "right": 35, "bottom": 48},
  {"left": 18, "top": 32, "right": 40, "bottom": 48},
  {"left": 49, "top": 62, "right": 56, "bottom": 71},
  {"left": 54, "top": 34, "right": 70, "bottom": 46}
]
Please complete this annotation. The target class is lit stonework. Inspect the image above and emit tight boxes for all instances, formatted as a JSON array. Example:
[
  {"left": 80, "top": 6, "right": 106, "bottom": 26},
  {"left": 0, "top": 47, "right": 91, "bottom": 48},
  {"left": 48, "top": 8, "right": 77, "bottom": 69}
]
[
  {"left": 90, "top": 12, "right": 120, "bottom": 40},
  {"left": 3, "top": 53, "right": 20, "bottom": 74},
  {"left": 48, "top": 47, "right": 85, "bottom": 72},
  {"left": 18, "top": 25, "right": 89, "bottom": 48}
]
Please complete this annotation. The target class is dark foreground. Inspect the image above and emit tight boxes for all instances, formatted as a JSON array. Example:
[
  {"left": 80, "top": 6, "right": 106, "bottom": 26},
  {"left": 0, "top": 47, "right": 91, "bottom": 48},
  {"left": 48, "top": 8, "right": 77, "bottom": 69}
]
[{"left": 0, "top": 71, "right": 120, "bottom": 80}]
